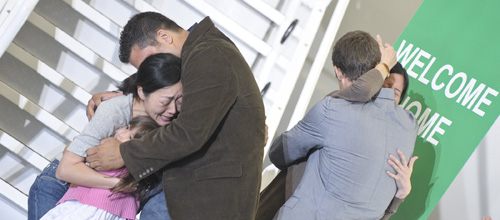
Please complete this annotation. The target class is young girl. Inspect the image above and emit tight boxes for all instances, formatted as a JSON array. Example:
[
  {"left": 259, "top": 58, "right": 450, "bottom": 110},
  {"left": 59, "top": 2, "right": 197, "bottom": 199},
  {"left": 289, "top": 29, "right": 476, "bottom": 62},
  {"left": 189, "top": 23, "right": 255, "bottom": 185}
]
[
  {"left": 40, "top": 53, "right": 183, "bottom": 220},
  {"left": 41, "top": 116, "right": 160, "bottom": 219}
]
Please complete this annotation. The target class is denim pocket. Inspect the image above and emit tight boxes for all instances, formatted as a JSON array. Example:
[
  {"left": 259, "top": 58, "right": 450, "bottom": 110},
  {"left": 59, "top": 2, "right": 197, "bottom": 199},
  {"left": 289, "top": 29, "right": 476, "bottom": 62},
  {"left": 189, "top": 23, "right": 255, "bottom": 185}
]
[
  {"left": 39, "top": 160, "right": 69, "bottom": 186},
  {"left": 40, "top": 175, "right": 69, "bottom": 186}
]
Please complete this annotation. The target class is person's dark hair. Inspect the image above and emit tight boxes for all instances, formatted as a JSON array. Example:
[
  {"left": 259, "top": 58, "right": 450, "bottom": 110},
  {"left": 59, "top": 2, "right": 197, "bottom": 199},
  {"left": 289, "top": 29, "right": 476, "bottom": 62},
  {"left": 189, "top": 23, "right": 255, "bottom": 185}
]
[
  {"left": 390, "top": 62, "right": 409, "bottom": 104},
  {"left": 119, "top": 11, "right": 182, "bottom": 63},
  {"left": 111, "top": 116, "right": 161, "bottom": 202},
  {"left": 331, "top": 30, "right": 380, "bottom": 81},
  {"left": 118, "top": 53, "right": 181, "bottom": 99}
]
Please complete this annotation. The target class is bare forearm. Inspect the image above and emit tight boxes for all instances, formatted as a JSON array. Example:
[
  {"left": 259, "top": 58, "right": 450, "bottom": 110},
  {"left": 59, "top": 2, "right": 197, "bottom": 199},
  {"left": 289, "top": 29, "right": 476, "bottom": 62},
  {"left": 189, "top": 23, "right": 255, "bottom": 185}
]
[
  {"left": 57, "top": 151, "right": 120, "bottom": 189},
  {"left": 375, "top": 63, "right": 390, "bottom": 79}
]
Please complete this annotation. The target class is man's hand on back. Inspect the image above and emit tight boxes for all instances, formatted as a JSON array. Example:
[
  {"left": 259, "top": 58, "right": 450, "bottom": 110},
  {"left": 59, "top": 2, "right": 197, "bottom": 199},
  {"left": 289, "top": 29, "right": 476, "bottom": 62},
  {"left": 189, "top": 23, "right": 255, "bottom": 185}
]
[{"left": 86, "top": 137, "right": 124, "bottom": 171}]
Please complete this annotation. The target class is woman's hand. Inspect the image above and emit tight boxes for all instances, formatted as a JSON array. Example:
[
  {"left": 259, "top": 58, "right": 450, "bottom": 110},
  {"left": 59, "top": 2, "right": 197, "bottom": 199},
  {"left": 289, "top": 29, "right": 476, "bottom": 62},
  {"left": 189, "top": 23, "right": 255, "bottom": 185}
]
[
  {"left": 86, "top": 91, "right": 123, "bottom": 120},
  {"left": 377, "top": 34, "right": 397, "bottom": 69},
  {"left": 387, "top": 149, "right": 418, "bottom": 199}
]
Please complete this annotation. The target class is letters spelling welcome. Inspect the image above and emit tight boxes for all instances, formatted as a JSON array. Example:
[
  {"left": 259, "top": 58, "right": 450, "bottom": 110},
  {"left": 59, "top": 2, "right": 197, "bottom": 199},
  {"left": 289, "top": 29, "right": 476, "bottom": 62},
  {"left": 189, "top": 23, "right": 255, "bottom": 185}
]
[{"left": 394, "top": 40, "right": 499, "bottom": 146}]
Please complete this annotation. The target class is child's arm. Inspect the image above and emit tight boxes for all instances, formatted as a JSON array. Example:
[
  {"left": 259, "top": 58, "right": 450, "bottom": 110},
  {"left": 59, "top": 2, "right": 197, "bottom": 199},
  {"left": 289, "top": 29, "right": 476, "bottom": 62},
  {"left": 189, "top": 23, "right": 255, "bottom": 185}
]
[
  {"left": 56, "top": 149, "right": 120, "bottom": 189},
  {"left": 328, "top": 68, "right": 385, "bottom": 102},
  {"left": 57, "top": 95, "right": 131, "bottom": 189}
]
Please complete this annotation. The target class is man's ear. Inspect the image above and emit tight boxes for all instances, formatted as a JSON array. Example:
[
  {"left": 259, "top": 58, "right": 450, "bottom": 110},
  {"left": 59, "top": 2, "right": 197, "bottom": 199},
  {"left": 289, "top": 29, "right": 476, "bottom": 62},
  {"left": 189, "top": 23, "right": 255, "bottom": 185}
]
[
  {"left": 157, "top": 29, "right": 173, "bottom": 45},
  {"left": 334, "top": 66, "right": 343, "bottom": 80}
]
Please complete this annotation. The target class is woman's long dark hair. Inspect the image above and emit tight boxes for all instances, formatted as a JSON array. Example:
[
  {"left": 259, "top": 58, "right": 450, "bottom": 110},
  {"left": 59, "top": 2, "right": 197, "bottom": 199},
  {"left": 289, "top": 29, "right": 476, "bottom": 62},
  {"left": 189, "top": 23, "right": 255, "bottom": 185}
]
[
  {"left": 118, "top": 53, "right": 182, "bottom": 99},
  {"left": 110, "top": 116, "right": 161, "bottom": 202}
]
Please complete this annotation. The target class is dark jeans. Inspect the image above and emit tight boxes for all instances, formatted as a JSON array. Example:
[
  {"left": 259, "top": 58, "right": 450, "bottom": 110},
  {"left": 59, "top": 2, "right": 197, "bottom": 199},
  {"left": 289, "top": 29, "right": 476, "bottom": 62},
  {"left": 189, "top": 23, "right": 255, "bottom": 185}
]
[
  {"left": 140, "top": 184, "right": 171, "bottom": 220},
  {"left": 27, "top": 159, "right": 70, "bottom": 220}
]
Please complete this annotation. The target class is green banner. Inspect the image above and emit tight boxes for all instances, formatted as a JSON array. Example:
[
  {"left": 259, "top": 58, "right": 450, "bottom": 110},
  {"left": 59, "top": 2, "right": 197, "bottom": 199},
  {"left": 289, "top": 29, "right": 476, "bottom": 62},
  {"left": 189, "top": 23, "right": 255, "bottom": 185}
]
[{"left": 390, "top": 0, "right": 500, "bottom": 219}]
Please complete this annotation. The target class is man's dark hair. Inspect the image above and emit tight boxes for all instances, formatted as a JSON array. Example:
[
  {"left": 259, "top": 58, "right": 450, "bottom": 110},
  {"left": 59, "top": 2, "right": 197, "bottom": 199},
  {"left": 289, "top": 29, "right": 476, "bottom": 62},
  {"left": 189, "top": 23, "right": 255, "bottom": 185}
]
[
  {"left": 390, "top": 62, "right": 409, "bottom": 104},
  {"left": 119, "top": 12, "right": 182, "bottom": 63},
  {"left": 331, "top": 30, "right": 380, "bottom": 81}
]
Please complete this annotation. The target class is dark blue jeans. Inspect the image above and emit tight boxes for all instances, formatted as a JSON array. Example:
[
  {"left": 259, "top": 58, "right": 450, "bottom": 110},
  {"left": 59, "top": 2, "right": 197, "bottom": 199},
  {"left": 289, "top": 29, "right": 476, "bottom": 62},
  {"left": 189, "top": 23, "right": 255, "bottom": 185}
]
[
  {"left": 140, "top": 184, "right": 171, "bottom": 220},
  {"left": 27, "top": 159, "right": 170, "bottom": 219},
  {"left": 27, "top": 159, "right": 70, "bottom": 220}
]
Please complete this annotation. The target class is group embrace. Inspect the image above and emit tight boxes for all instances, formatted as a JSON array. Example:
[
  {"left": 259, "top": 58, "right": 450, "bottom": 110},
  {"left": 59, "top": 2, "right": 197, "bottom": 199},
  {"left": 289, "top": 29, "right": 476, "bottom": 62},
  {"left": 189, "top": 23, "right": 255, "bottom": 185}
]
[{"left": 28, "top": 11, "right": 418, "bottom": 220}]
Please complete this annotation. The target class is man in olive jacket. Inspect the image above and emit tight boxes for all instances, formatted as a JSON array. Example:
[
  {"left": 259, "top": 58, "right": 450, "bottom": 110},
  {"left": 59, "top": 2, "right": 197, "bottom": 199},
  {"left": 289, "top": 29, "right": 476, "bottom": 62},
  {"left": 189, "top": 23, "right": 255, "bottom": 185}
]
[{"left": 86, "top": 12, "right": 266, "bottom": 219}]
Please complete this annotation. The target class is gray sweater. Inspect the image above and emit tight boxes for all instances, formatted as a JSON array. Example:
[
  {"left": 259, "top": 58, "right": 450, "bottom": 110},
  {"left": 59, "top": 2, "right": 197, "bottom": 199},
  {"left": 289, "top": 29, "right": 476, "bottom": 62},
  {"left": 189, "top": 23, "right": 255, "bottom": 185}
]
[{"left": 67, "top": 94, "right": 133, "bottom": 157}]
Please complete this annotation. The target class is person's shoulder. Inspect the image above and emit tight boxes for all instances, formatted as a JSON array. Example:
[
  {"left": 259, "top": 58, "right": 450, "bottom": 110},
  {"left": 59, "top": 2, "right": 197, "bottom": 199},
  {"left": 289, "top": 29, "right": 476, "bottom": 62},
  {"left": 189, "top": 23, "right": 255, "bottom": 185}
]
[
  {"left": 310, "top": 97, "right": 339, "bottom": 113},
  {"left": 378, "top": 88, "right": 396, "bottom": 101},
  {"left": 394, "top": 105, "right": 415, "bottom": 118},
  {"left": 317, "top": 96, "right": 334, "bottom": 105},
  {"left": 97, "top": 94, "right": 132, "bottom": 111},
  {"left": 324, "top": 95, "right": 354, "bottom": 106},
  {"left": 394, "top": 105, "right": 418, "bottom": 128},
  {"left": 105, "top": 94, "right": 131, "bottom": 104}
]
